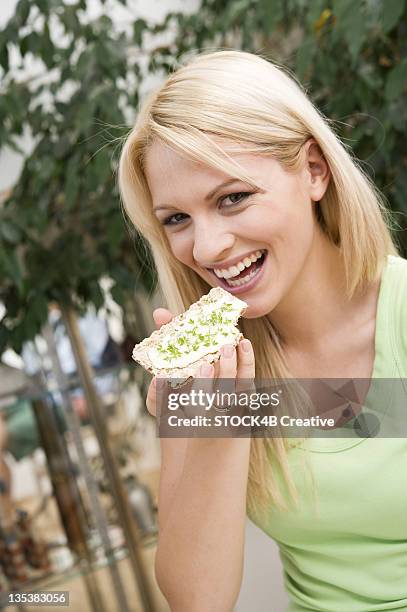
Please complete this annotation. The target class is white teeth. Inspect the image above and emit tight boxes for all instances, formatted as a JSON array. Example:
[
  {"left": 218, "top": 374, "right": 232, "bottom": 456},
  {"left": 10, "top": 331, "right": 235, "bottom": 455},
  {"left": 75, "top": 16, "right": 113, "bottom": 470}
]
[
  {"left": 214, "top": 249, "right": 265, "bottom": 279},
  {"left": 225, "top": 264, "right": 261, "bottom": 287}
]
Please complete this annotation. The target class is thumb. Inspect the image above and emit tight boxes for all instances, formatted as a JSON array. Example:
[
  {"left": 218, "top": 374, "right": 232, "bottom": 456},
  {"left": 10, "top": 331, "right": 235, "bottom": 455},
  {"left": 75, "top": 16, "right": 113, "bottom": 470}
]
[{"left": 153, "top": 308, "right": 174, "bottom": 329}]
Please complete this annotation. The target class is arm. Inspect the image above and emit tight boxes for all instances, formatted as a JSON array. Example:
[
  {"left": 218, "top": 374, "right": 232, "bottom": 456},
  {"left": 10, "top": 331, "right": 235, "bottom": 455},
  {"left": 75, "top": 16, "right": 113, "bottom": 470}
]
[
  {"left": 147, "top": 331, "right": 255, "bottom": 611},
  {"left": 148, "top": 309, "right": 190, "bottom": 534},
  {"left": 156, "top": 436, "right": 251, "bottom": 612},
  {"left": 157, "top": 436, "right": 188, "bottom": 532},
  {"left": 148, "top": 396, "right": 250, "bottom": 611}
]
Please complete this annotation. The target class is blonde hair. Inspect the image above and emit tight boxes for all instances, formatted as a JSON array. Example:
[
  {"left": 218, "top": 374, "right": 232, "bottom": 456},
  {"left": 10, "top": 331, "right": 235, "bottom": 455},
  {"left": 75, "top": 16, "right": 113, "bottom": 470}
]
[{"left": 118, "top": 50, "right": 398, "bottom": 520}]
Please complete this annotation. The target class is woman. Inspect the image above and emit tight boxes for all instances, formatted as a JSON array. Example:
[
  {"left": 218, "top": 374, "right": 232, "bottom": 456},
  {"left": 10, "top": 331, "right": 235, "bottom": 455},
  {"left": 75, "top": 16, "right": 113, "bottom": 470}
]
[{"left": 118, "top": 51, "right": 407, "bottom": 611}]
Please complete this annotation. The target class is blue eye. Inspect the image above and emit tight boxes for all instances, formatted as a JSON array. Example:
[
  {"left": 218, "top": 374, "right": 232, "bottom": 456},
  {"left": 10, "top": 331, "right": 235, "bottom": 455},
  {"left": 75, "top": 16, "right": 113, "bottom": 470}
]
[{"left": 162, "top": 212, "right": 189, "bottom": 226}]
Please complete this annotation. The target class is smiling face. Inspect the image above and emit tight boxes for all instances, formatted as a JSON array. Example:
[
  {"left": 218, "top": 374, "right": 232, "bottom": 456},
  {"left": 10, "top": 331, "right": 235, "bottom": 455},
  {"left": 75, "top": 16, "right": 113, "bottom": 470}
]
[{"left": 145, "top": 138, "right": 330, "bottom": 318}]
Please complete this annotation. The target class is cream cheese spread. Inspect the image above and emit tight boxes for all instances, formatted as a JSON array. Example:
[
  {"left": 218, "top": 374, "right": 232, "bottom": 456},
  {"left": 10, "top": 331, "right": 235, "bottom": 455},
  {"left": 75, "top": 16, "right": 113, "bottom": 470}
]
[{"left": 147, "top": 295, "right": 243, "bottom": 369}]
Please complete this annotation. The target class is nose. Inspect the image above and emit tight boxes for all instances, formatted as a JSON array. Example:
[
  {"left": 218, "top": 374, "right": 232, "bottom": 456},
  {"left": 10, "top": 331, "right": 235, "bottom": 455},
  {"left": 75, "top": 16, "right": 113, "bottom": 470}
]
[{"left": 192, "top": 218, "right": 235, "bottom": 268}]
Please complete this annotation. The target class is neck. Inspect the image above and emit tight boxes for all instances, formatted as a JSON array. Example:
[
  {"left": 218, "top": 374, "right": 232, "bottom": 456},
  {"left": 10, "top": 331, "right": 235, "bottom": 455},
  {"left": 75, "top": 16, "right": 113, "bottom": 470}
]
[{"left": 270, "top": 230, "right": 362, "bottom": 353}]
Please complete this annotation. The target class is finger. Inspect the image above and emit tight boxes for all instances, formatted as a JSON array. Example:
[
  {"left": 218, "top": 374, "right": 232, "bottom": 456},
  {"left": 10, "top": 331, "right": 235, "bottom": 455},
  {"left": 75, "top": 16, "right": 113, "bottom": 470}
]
[
  {"left": 235, "top": 339, "right": 256, "bottom": 421},
  {"left": 188, "top": 361, "right": 215, "bottom": 415},
  {"left": 146, "top": 375, "right": 167, "bottom": 417},
  {"left": 236, "top": 339, "right": 255, "bottom": 391},
  {"left": 153, "top": 308, "right": 174, "bottom": 329},
  {"left": 212, "top": 358, "right": 220, "bottom": 380},
  {"left": 214, "top": 344, "right": 238, "bottom": 412},
  {"left": 146, "top": 376, "right": 158, "bottom": 417},
  {"left": 218, "top": 344, "right": 238, "bottom": 380}
]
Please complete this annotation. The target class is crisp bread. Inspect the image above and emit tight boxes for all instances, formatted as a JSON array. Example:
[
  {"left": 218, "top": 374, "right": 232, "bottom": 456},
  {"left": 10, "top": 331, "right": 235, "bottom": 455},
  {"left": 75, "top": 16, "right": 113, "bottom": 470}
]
[{"left": 132, "top": 287, "right": 248, "bottom": 381}]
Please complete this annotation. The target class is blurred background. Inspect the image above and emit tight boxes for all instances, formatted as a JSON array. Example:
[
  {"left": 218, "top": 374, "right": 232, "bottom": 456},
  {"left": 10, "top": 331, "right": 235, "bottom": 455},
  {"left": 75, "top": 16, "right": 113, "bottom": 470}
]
[{"left": 0, "top": 0, "right": 406, "bottom": 610}]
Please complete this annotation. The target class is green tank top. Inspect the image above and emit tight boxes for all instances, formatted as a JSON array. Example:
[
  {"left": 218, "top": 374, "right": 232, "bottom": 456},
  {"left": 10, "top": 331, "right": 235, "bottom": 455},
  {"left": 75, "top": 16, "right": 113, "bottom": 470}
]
[{"left": 249, "top": 255, "right": 407, "bottom": 611}]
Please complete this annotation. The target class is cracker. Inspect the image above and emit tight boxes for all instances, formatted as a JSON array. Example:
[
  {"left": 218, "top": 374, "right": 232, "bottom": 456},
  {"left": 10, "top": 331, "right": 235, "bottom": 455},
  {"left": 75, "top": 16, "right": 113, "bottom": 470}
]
[{"left": 132, "top": 287, "right": 248, "bottom": 382}]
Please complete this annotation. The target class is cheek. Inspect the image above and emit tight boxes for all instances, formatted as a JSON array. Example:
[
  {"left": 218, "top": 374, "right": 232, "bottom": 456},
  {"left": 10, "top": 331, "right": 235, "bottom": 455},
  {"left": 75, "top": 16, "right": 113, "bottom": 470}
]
[
  {"left": 168, "top": 234, "right": 194, "bottom": 265},
  {"left": 258, "top": 194, "right": 314, "bottom": 244},
  {"left": 247, "top": 202, "right": 294, "bottom": 242}
]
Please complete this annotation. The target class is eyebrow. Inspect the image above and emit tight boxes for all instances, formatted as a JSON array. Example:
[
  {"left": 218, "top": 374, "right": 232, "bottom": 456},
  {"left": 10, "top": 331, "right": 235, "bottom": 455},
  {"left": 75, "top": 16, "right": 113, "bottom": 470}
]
[{"left": 152, "top": 178, "right": 243, "bottom": 213}]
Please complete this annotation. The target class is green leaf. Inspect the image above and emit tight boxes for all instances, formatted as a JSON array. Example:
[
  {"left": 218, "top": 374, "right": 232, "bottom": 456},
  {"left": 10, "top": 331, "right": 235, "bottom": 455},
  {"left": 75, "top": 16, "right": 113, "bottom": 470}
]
[
  {"left": 2, "top": 250, "right": 23, "bottom": 294},
  {"left": 358, "top": 63, "right": 382, "bottom": 90},
  {"left": 64, "top": 156, "right": 80, "bottom": 209},
  {"left": 224, "top": 0, "right": 252, "bottom": 26},
  {"left": 0, "top": 41, "right": 9, "bottom": 72},
  {"left": 75, "top": 97, "right": 95, "bottom": 135},
  {"left": 30, "top": 294, "right": 48, "bottom": 327},
  {"left": 76, "top": 48, "right": 97, "bottom": 83},
  {"left": 306, "top": 0, "right": 326, "bottom": 28},
  {"left": 385, "top": 59, "right": 407, "bottom": 101},
  {"left": 26, "top": 31, "right": 42, "bottom": 55},
  {"left": 110, "top": 284, "right": 125, "bottom": 306},
  {"left": 40, "top": 23, "right": 55, "bottom": 69},
  {"left": 106, "top": 214, "right": 124, "bottom": 251},
  {"left": 89, "top": 283, "right": 104, "bottom": 310},
  {"left": 60, "top": 6, "right": 81, "bottom": 35},
  {"left": 0, "top": 221, "right": 22, "bottom": 244},
  {"left": 54, "top": 134, "right": 71, "bottom": 159},
  {"left": 36, "top": 0, "right": 50, "bottom": 16},
  {"left": 333, "top": 0, "right": 367, "bottom": 60},
  {"left": 258, "top": 0, "right": 283, "bottom": 31},
  {"left": 380, "top": 0, "right": 405, "bottom": 33},
  {"left": 133, "top": 18, "right": 147, "bottom": 46},
  {"left": 296, "top": 38, "right": 316, "bottom": 80},
  {"left": 387, "top": 99, "right": 407, "bottom": 132},
  {"left": 20, "top": 35, "right": 30, "bottom": 57},
  {"left": 15, "top": 0, "right": 31, "bottom": 27}
]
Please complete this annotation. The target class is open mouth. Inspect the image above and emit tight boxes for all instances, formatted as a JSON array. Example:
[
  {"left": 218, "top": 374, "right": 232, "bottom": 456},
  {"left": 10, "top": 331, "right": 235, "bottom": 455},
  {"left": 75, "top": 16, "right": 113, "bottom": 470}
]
[{"left": 209, "top": 250, "right": 267, "bottom": 290}]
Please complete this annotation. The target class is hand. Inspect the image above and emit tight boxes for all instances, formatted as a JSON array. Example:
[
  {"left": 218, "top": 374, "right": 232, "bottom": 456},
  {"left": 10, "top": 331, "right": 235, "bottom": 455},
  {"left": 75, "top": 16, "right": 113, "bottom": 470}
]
[
  {"left": 187, "top": 340, "right": 256, "bottom": 436},
  {"left": 146, "top": 307, "right": 175, "bottom": 417},
  {"left": 146, "top": 307, "right": 256, "bottom": 429},
  {"left": 155, "top": 339, "right": 256, "bottom": 438}
]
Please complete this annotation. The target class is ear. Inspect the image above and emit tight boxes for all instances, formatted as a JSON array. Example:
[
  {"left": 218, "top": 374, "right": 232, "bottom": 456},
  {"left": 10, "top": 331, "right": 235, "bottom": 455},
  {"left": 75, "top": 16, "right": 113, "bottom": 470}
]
[{"left": 304, "top": 138, "right": 330, "bottom": 202}]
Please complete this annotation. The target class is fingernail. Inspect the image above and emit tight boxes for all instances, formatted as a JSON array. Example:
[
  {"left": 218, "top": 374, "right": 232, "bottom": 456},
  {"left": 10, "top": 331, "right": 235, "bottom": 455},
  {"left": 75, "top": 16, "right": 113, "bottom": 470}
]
[
  {"left": 241, "top": 339, "right": 252, "bottom": 353},
  {"left": 200, "top": 363, "right": 213, "bottom": 376},
  {"left": 221, "top": 344, "right": 234, "bottom": 358}
]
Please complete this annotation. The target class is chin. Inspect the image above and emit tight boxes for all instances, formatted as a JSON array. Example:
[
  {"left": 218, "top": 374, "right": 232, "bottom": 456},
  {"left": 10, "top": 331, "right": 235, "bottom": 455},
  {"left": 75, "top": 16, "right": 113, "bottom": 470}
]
[
  {"left": 242, "top": 310, "right": 269, "bottom": 320},
  {"left": 241, "top": 300, "right": 274, "bottom": 319}
]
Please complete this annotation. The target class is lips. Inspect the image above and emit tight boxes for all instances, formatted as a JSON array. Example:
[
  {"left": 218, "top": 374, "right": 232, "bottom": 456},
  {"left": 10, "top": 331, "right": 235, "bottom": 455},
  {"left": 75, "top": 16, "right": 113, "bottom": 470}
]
[
  {"left": 214, "top": 249, "right": 265, "bottom": 280},
  {"left": 205, "top": 249, "right": 265, "bottom": 276},
  {"left": 208, "top": 250, "right": 268, "bottom": 294}
]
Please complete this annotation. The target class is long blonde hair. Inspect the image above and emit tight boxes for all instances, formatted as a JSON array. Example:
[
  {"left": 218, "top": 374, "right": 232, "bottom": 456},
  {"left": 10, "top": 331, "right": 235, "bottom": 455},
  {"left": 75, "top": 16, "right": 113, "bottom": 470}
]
[{"left": 118, "top": 50, "right": 397, "bottom": 520}]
